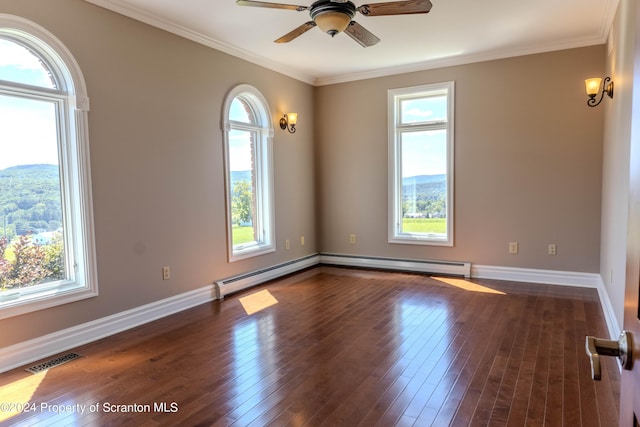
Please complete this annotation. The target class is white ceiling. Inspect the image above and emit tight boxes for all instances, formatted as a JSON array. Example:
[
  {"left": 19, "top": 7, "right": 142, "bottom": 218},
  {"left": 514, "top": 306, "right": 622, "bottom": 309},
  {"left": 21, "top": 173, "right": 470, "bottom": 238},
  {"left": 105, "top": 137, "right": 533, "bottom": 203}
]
[{"left": 85, "top": 0, "right": 618, "bottom": 86}]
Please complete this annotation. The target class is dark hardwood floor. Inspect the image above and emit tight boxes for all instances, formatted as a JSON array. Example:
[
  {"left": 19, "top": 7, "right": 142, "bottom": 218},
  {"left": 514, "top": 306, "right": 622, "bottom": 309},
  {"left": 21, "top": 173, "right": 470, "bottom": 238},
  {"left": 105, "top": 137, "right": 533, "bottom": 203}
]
[{"left": 0, "top": 267, "right": 620, "bottom": 426}]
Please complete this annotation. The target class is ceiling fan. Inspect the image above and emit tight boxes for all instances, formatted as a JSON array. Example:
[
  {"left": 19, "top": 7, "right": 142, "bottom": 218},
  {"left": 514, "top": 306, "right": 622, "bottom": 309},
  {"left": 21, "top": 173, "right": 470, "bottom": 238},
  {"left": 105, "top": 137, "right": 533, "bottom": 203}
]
[{"left": 236, "top": 0, "right": 433, "bottom": 47}]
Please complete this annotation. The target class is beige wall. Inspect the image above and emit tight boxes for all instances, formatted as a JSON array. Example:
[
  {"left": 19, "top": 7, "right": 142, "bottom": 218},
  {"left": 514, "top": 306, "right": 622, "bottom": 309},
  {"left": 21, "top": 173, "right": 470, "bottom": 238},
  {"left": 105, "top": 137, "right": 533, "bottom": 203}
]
[
  {"left": 0, "top": 0, "right": 316, "bottom": 347},
  {"left": 601, "top": 0, "right": 636, "bottom": 333},
  {"left": 315, "top": 46, "right": 605, "bottom": 272},
  {"left": 0, "top": 0, "right": 612, "bottom": 348}
]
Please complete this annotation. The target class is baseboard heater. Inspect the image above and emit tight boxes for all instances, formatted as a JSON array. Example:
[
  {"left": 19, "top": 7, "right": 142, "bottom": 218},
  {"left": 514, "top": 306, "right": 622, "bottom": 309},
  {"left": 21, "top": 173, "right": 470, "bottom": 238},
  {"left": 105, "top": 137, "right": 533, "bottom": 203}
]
[
  {"left": 214, "top": 254, "right": 320, "bottom": 299},
  {"left": 319, "top": 253, "right": 471, "bottom": 278},
  {"left": 214, "top": 253, "right": 470, "bottom": 300}
]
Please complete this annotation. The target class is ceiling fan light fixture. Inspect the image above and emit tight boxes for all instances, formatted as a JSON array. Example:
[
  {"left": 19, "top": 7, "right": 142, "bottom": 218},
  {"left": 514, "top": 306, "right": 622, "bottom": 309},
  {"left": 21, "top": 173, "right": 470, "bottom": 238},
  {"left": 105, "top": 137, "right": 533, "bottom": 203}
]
[
  {"left": 314, "top": 11, "right": 352, "bottom": 36},
  {"left": 237, "top": 0, "right": 434, "bottom": 47},
  {"left": 310, "top": 0, "right": 356, "bottom": 37}
]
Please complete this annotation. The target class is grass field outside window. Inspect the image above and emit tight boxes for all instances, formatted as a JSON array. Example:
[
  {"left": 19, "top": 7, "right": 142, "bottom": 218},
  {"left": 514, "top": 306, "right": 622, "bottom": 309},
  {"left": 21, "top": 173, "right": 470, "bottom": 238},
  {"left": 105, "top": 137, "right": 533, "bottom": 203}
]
[
  {"left": 401, "top": 218, "right": 446, "bottom": 234},
  {"left": 232, "top": 226, "right": 255, "bottom": 246}
]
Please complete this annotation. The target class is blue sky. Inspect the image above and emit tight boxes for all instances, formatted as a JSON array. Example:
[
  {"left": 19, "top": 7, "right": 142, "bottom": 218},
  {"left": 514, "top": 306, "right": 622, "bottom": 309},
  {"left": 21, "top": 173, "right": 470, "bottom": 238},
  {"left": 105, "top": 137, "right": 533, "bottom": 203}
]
[
  {"left": 1, "top": 38, "right": 448, "bottom": 176},
  {"left": 0, "top": 39, "right": 59, "bottom": 170},
  {"left": 228, "top": 98, "right": 254, "bottom": 172},
  {"left": 0, "top": 94, "right": 59, "bottom": 171},
  {"left": 401, "top": 129, "right": 447, "bottom": 177},
  {"left": 400, "top": 95, "right": 448, "bottom": 177}
]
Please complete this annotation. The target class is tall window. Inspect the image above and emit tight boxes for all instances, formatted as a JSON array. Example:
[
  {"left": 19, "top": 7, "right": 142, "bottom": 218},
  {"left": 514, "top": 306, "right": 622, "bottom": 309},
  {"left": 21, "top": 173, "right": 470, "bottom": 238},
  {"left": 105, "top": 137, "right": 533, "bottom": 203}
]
[
  {"left": 0, "top": 16, "right": 97, "bottom": 319},
  {"left": 222, "top": 85, "right": 275, "bottom": 261},
  {"left": 388, "top": 82, "right": 454, "bottom": 246}
]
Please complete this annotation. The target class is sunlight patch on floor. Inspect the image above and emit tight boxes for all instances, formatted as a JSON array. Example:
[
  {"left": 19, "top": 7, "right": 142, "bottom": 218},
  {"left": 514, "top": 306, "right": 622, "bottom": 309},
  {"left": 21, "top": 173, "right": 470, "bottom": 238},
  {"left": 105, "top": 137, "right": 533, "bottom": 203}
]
[
  {"left": 0, "top": 371, "right": 47, "bottom": 422},
  {"left": 433, "top": 277, "right": 506, "bottom": 295},
  {"left": 239, "top": 289, "right": 278, "bottom": 315}
]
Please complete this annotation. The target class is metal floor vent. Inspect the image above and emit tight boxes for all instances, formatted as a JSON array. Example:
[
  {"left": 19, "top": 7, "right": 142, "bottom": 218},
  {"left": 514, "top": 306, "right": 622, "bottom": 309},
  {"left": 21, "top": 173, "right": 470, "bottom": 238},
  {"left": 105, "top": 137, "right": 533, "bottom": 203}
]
[{"left": 25, "top": 352, "right": 82, "bottom": 374}]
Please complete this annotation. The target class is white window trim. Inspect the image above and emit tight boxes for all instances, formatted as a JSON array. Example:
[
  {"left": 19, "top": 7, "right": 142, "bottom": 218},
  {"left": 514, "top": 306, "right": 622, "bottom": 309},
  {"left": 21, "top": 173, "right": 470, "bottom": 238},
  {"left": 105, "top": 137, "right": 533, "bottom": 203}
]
[
  {"left": 388, "top": 81, "right": 455, "bottom": 247},
  {"left": 0, "top": 15, "right": 98, "bottom": 320},
  {"left": 222, "top": 84, "right": 275, "bottom": 262}
]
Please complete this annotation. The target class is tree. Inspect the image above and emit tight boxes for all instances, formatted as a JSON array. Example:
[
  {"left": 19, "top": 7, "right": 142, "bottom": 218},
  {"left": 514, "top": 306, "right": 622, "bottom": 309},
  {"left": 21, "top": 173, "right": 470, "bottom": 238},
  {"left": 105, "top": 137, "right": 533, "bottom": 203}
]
[
  {"left": 0, "top": 233, "right": 64, "bottom": 290},
  {"left": 44, "top": 233, "right": 65, "bottom": 280},
  {"left": 4, "top": 234, "right": 47, "bottom": 288},
  {"left": 232, "top": 180, "right": 253, "bottom": 225},
  {"left": 0, "top": 238, "right": 10, "bottom": 289}
]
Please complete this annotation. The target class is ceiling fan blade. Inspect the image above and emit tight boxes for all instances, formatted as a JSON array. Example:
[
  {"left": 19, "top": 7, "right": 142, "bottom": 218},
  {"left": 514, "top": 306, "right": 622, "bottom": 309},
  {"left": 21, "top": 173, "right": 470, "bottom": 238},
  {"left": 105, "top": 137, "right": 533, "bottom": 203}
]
[
  {"left": 344, "top": 21, "right": 380, "bottom": 47},
  {"left": 236, "top": 0, "right": 307, "bottom": 12},
  {"left": 274, "top": 21, "right": 317, "bottom": 43},
  {"left": 357, "top": 0, "right": 432, "bottom": 16}
]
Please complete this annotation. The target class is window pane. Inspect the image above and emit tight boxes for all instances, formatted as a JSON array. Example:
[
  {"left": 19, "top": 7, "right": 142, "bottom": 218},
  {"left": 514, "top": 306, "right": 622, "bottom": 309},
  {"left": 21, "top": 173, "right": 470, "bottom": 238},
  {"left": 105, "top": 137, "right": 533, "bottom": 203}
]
[
  {"left": 228, "top": 128, "right": 256, "bottom": 247},
  {"left": 400, "top": 130, "right": 447, "bottom": 235},
  {"left": 400, "top": 95, "right": 447, "bottom": 124},
  {"left": 0, "top": 93, "right": 66, "bottom": 296},
  {"left": 0, "top": 39, "right": 56, "bottom": 89},
  {"left": 229, "top": 98, "right": 255, "bottom": 124}
]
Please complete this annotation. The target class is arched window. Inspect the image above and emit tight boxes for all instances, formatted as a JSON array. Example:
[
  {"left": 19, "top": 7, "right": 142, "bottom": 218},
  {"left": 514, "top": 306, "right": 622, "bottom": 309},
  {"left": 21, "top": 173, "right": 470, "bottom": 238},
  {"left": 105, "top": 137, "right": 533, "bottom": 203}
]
[
  {"left": 0, "top": 15, "right": 97, "bottom": 318},
  {"left": 222, "top": 84, "right": 275, "bottom": 261}
]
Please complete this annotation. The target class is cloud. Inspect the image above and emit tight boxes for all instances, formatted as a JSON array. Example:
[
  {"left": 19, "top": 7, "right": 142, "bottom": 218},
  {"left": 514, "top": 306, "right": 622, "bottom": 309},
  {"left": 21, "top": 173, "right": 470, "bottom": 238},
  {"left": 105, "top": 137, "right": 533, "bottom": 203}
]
[
  {"left": 405, "top": 107, "right": 434, "bottom": 118},
  {"left": 0, "top": 39, "right": 44, "bottom": 70}
]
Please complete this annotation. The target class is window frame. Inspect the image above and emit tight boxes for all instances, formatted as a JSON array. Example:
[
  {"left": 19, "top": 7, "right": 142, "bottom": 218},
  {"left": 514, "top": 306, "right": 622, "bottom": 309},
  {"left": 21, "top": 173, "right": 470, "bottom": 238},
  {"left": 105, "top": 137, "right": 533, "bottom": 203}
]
[
  {"left": 388, "top": 81, "right": 455, "bottom": 246},
  {"left": 222, "top": 84, "right": 275, "bottom": 262},
  {"left": 0, "top": 15, "right": 98, "bottom": 320}
]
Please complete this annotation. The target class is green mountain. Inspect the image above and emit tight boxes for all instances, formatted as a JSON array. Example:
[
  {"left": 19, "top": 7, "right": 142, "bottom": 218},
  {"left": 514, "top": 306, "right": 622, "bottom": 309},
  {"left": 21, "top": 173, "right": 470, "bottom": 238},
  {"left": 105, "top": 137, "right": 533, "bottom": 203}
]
[
  {"left": 402, "top": 174, "right": 446, "bottom": 217},
  {"left": 402, "top": 174, "right": 446, "bottom": 186},
  {"left": 231, "top": 170, "right": 252, "bottom": 185},
  {"left": 0, "top": 164, "right": 62, "bottom": 238}
]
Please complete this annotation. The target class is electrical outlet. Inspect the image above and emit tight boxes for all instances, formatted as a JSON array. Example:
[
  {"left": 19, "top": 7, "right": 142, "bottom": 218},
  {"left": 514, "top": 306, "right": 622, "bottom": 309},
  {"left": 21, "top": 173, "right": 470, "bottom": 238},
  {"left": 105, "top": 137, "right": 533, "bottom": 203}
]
[
  {"left": 509, "top": 242, "right": 518, "bottom": 254},
  {"left": 548, "top": 244, "right": 557, "bottom": 255},
  {"left": 162, "top": 266, "right": 170, "bottom": 280},
  {"left": 350, "top": 234, "right": 357, "bottom": 244},
  {"left": 285, "top": 239, "right": 290, "bottom": 250},
  {"left": 300, "top": 236, "right": 305, "bottom": 246}
]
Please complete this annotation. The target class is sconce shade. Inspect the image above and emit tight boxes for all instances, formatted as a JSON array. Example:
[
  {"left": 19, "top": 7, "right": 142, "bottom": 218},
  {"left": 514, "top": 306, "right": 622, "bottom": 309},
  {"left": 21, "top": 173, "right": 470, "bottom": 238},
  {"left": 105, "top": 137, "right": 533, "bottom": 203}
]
[
  {"left": 315, "top": 12, "right": 352, "bottom": 36},
  {"left": 286, "top": 113, "right": 297, "bottom": 126},
  {"left": 585, "top": 76, "right": 614, "bottom": 107},
  {"left": 585, "top": 78, "right": 602, "bottom": 96}
]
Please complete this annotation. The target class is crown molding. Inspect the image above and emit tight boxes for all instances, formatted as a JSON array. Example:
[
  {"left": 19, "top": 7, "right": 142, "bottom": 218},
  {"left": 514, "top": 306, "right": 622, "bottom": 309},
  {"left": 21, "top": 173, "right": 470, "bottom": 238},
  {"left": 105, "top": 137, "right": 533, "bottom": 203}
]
[
  {"left": 85, "top": 0, "right": 617, "bottom": 87},
  {"left": 84, "top": 0, "right": 316, "bottom": 85},
  {"left": 313, "top": 35, "right": 607, "bottom": 86}
]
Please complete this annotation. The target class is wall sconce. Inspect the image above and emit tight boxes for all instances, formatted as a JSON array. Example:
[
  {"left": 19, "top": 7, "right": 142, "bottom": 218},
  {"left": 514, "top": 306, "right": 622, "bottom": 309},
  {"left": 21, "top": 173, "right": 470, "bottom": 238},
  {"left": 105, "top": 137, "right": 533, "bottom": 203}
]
[
  {"left": 585, "top": 77, "right": 614, "bottom": 107},
  {"left": 280, "top": 113, "right": 297, "bottom": 133}
]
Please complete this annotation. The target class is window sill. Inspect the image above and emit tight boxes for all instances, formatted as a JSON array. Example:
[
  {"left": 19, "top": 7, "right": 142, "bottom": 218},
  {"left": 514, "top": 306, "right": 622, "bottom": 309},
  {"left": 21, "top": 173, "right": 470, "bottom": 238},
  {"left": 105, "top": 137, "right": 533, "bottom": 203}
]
[
  {"left": 389, "top": 234, "right": 453, "bottom": 247},
  {"left": 0, "top": 282, "right": 98, "bottom": 320},
  {"left": 230, "top": 243, "right": 275, "bottom": 262}
]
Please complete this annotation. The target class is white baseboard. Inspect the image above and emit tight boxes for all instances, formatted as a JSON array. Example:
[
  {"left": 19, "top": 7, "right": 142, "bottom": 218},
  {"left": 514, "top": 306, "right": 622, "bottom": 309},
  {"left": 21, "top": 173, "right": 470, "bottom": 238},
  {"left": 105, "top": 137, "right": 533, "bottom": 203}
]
[
  {"left": 471, "top": 264, "right": 602, "bottom": 287},
  {"left": 317, "top": 258, "right": 619, "bottom": 340},
  {"left": 1, "top": 255, "right": 320, "bottom": 374},
  {"left": 1, "top": 256, "right": 621, "bottom": 375},
  {"left": 0, "top": 284, "right": 216, "bottom": 374},
  {"left": 472, "top": 264, "right": 621, "bottom": 340},
  {"left": 595, "top": 279, "right": 622, "bottom": 340}
]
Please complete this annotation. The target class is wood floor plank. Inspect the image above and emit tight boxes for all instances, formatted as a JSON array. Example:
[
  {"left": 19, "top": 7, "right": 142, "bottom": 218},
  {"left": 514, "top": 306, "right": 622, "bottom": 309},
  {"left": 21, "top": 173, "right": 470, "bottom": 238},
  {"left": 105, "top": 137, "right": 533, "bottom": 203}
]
[
  {"left": 486, "top": 294, "right": 536, "bottom": 426},
  {"left": 0, "top": 267, "right": 619, "bottom": 426},
  {"left": 431, "top": 290, "right": 508, "bottom": 426},
  {"left": 505, "top": 289, "right": 547, "bottom": 426}
]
